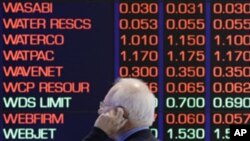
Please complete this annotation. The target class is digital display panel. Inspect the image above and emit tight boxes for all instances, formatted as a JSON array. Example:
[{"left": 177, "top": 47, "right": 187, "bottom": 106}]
[{"left": 1, "top": 0, "right": 250, "bottom": 141}]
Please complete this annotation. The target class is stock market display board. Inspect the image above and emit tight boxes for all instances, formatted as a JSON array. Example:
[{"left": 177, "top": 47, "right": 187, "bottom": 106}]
[{"left": 1, "top": 0, "right": 250, "bottom": 141}]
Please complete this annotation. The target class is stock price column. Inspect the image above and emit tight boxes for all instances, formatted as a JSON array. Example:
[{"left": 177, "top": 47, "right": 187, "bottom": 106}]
[
  {"left": 211, "top": 1, "right": 250, "bottom": 140},
  {"left": 164, "top": 1, "right": 206, "bottom": 140},
  {"left": 118, "top": 0, "right": 159, "bottom": 137}
]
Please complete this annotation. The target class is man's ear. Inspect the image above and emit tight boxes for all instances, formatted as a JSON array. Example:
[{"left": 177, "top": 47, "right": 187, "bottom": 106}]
[{"left": 116, "top": 106, "right": 129, "bottom": 119}]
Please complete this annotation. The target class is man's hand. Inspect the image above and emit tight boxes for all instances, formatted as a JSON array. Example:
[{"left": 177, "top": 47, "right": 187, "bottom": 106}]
[{"left": 94, "top": 107, "right": 128, "bottom": 137}]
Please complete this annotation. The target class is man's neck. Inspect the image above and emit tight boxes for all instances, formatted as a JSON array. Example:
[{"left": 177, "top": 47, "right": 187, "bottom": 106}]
[{"left": 114, "top": 122, "right": 148, "bottom": 141}]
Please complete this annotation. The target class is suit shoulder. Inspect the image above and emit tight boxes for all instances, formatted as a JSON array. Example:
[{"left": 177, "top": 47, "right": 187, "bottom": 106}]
[{"left": 125, "top": 129, "right": 158, "bottom": 141}]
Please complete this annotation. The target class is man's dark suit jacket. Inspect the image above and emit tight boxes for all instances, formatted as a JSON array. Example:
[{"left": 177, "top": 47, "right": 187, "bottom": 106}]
[{"left": 82, "top": 127, "right": 158, "bottom": 141}]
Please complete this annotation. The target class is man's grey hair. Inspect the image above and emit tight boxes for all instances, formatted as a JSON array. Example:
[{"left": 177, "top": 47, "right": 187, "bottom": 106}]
[{"left": 108, "top": 78, "right": 155, "bottom": 126}]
